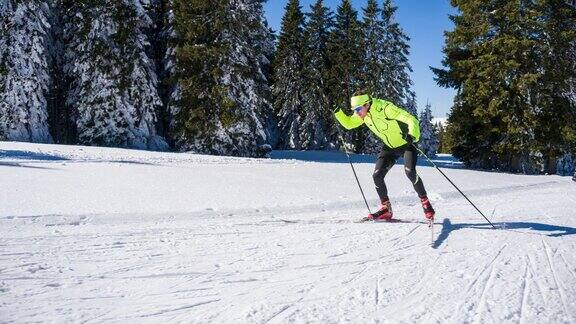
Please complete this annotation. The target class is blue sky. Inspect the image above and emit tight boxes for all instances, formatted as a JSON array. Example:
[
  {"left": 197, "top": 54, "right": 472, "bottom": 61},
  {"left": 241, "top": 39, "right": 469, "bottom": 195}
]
[{"left": 263, "top": 0, "right": 457, "bottom": 118}]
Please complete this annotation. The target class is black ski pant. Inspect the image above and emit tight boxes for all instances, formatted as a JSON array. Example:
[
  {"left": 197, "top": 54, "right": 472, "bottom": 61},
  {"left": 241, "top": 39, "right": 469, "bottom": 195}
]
[{"left": 373, "top": 145, "right": 427, "bottom": 202}]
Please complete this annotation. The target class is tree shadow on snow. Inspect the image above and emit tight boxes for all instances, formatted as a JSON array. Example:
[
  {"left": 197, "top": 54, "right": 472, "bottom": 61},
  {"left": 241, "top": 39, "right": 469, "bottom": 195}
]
[
  {"left": 433, "top": 218, "right": 576, "bottom": 249},
  {"left": 0, "top": 149, "right": 159, "bottom": 167},
  {"left": 270, "top": 151, "right": 463, "bottom": 169},
  {"left": 0, "top": 149, "right": 68, "bottom": 170},
  {"left": 0, "top": 161, "right": 59, "bottom": 170},
  {"left": 0, "top": 150, "right": 67, "bottom": 161}
]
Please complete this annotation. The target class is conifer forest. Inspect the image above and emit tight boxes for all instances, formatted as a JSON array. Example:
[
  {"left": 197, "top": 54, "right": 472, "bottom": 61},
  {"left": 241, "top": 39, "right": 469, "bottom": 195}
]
[{"left": 1, "top": 0, "right": 575, "bottom": 175}]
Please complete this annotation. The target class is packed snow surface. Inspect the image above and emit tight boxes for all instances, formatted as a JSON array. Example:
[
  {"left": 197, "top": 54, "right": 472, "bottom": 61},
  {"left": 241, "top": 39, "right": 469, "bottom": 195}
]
[{"left": 1, "top": 142, "right": 575, "bottom": 323}]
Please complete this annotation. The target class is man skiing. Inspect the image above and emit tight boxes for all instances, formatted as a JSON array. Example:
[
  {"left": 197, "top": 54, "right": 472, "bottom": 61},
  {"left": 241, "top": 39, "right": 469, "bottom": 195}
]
[{"left": 334, "top": 91, "right": 435, "bottom": 222}]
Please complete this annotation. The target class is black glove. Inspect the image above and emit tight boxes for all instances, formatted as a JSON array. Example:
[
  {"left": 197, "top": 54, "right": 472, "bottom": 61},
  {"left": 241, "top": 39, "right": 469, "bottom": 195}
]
[
  {"left": 404, "top": 134, "right": 415, "bottom": 145},
  {"left": 333, "top": 107, "right": 342, "bottom": 114}
]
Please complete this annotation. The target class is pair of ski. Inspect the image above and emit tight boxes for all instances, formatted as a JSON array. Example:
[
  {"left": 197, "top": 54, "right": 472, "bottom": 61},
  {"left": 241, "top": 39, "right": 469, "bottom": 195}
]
[{"left": 355, "top": 210, "right": 435, "bottom": 246}]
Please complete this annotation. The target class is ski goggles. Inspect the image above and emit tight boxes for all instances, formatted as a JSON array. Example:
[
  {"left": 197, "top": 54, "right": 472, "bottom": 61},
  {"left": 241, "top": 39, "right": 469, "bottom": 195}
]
[{"left": 353, "top": 106, "right": 363, "bottom": 113}]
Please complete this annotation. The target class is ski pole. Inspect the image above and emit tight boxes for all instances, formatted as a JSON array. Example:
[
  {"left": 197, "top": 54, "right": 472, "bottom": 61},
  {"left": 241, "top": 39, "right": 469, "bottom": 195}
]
[
  {"left": 412, "top": 144, "right": 497, "bottom": 229},
  {"left": 339, "top": 136, "right": 372, "bottom": 215}
]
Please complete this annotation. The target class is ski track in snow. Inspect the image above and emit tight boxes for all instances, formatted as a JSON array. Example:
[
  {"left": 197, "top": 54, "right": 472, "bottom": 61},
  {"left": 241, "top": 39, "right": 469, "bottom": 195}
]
[{"left": 1, "top": 142, "right": 575, "bottom": 323}]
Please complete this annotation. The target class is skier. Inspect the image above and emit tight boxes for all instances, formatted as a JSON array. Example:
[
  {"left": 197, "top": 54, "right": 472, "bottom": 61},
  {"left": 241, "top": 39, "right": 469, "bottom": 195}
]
[{"left": 334, "top": 91, "right": 435, "bottom": 222}]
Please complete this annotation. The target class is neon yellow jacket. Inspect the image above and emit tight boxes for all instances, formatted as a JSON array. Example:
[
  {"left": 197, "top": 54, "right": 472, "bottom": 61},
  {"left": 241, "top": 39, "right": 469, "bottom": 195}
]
[{"left": 335, "top": 98, "right": 420, "bottom": 149}]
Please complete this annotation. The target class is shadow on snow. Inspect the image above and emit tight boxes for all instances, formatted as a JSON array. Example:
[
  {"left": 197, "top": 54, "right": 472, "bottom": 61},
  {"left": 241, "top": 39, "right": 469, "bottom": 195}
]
[
  {"left": 0, "top": 149, "right": 157, "bottom": 168},
  {"left": 0, "top": 149, "right": 68, "bottom": 161},
  {"left": 433, "top": 218, "right": 576, "bottom": 249},
  {"left": 270, "top": 150, "right": 463, "bottom": 169},
  {"left": 0, "top": 162, "right": 59, "bottom": 170}
]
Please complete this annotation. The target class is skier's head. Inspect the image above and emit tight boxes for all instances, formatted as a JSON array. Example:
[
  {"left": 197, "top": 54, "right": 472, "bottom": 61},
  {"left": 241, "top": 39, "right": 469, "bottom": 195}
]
[{"left": 351, "top": 91, "right": 372, "bottom": 118}]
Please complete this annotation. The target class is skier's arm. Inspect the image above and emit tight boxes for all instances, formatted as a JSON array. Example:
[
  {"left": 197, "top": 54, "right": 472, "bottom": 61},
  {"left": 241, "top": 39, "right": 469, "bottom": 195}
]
[
  {"left": 334, "top": 109, "right": 364, "bottom": 130},
  {"left": 384, "top": 104, "right": 421, "bottom": 141}
]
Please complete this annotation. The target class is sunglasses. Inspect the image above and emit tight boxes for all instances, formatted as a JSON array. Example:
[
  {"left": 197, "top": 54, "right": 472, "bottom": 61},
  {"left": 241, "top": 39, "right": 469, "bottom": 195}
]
[{"left": 354, "top": 106, "right": 363, "bottom": 113}]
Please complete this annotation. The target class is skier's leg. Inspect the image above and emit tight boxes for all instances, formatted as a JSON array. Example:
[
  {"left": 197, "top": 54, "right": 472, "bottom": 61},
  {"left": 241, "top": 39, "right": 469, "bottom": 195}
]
[
  {"left": 404, "top": 146, "right": 435, "bottom": 219},
  {"left": 403, "top": 146, "right": 427, "bottom": 197},
  {"left": 373, "top": 150, "right": 397, "bottom": 202},
  {"left": 370, "top": 150, "right": 397, "bottom": 220}
]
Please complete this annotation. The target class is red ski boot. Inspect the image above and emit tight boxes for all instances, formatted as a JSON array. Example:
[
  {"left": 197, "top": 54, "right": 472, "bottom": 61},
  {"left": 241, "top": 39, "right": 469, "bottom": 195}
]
[
  {"left": 420, "top": 196, "right": 435, "bottom": 220},
  {"left": 369, "top": 200, "right": 393, "bottom": 221}
]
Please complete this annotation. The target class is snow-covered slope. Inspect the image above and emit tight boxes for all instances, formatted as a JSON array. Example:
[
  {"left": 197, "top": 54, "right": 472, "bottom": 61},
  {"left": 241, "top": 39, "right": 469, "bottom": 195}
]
[{"left": 1, "top": 142, "right": 575, "bottom": 323}]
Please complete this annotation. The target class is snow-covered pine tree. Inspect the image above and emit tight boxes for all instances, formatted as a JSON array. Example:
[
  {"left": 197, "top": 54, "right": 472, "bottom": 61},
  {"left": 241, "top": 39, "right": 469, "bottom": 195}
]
[
  {"left": 435, "top": 121, "right": 445, "bottom": 153},
  {"left": 273, "top": 0, "right": 307, "bottom": 149},
  {"left": 63, "top": 0, "right": 167, "bottom": 150},
  {"left": 138, "top": 0, "right": 173, "bottom": 143},
  {"left": 556, "top": 153, "right": 575, "bottom": 176},
  {"left": 0, "top": 0, "right": 53, "bottom": 143},
  {"left": 156, "top": 0, "right": 180, "bottom": 147},
  {"left": 404, "top": 91, "right": 418, "bottom": 116},
  {"left": 564, "top": 8, "right": 576, "bottom": 170},
  {"left": 171, "top": 0, "right": 274, "bottom": 157},
  {"left": 537, "top": 0, "right": 576, "bottom": 174},
  {"left": 219, "top": 0, "right": 276, "bottom": 156},
  {"left": 556, "top": 30, "right": 575, "bottom": 177},
  {"left": 381, "top": 0, "right": 414, "bottom": 107},
  {"left": 360, "top": 0, "right": 385, "bottom": 96},
  {"left": 300, "top": 0, "right": 333, "bottom": 150},
  {"left": 326, "top": 0, "right": 363, "bottom": 152},
  {"left": 170, "top": 0, "right": 227, "bottom": 154},
  {"left": 433, "top": 0, "right": 575, "bottom": 174},
  {"left": 419, "top": 102, "right": 439, "bottom": 157},
  {"left": 257, "top": 11, "right": 279, "bottom": 149},
  {"left": 327, "top": 0, "right": 363, "bottom": 111},
  {"left": 47, "top": 2, "right": 76, "bottom": 144},
  {"left": 359, "top": 0, "right": 385, "bottom": 153}
]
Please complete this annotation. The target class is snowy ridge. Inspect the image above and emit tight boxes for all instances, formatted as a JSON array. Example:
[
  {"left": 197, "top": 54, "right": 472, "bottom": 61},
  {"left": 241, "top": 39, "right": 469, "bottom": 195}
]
[{"left": 0, "top": 142, "right": 575, "bottom": 322}]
